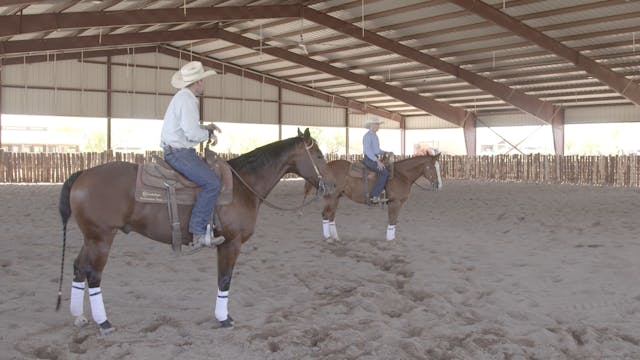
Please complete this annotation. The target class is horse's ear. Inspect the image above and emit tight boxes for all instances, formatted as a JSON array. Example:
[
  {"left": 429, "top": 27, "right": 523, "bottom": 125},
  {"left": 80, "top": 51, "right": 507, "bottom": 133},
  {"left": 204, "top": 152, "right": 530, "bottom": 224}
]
[
  {"left": 304, "top": 128, "right": 310, "bottom": 137},
  {"left": 297, "top": 128, "right": 303, "bottom": 137}
]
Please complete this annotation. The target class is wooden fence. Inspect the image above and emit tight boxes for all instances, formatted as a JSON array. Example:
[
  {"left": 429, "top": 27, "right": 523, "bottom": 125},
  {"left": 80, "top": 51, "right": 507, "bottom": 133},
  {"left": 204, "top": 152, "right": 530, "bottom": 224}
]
[{"left": 0, "top": 150, "right": 638, "bottom": 187}]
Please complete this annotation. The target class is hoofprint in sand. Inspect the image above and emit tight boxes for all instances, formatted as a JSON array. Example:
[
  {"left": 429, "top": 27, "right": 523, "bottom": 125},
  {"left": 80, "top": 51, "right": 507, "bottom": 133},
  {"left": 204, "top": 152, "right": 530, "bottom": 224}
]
[{"left": 0, "top": 180, "right": 638, "bottom": 360}]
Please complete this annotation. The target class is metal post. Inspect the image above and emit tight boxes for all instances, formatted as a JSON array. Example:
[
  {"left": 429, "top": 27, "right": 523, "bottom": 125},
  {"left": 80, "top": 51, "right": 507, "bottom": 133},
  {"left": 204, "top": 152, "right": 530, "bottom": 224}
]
[
  {"left": 345, "top": 108, "right": 349, "bottom": 158},
  {"left": 107, "top": 56, "right": 112, "bottom": 150},
  {"left": 400, "top": 116, "right": 406, "bottom": 156},
  {"left": 0, "top": 61, "right": 3, "bottom": 149},
  {"left": 278, "top": 84, "right": 283, "bottom": 140}
]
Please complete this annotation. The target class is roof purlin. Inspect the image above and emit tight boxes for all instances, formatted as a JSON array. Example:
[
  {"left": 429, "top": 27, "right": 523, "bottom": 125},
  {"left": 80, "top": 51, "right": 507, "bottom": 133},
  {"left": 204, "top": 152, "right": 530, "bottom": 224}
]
[
  {"left": 302, "top": 6, "right": 561, "bottom": 125},
  {"left": 448, "top": 0, "right": 640, "bottom": 106},
  {"left": 215, "top": 29, "right": 470, "bottom": 127}
]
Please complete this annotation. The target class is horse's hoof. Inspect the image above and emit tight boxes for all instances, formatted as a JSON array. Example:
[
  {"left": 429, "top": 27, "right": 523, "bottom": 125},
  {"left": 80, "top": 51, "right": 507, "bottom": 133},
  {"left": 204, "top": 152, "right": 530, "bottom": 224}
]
[
  {"left": 324, "top": 237, "right": 334, "bottom": 243},
  {"left": 99, "top": 320, "right": 115, "bottom": 336},
  {"left": 219, "top": 318, "right": 233, "bottom": 328},
  {"left": 74, "top": 315, "right": 88, "bottom": 327}
]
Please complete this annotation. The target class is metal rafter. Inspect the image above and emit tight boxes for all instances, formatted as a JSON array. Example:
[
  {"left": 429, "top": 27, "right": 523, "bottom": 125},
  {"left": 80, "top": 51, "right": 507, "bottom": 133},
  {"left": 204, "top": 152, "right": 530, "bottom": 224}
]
[
  {"left": 216, "top": 29, "right": 470, "bottom": 127},
  {"left": 448, "top": 0, "right": 640, "bottom": 106},
  {"left": 0, "top": 28, "right": 222, "bottom": 54},
  {"left": 301, "top": 6, "right": 560, "bottom": 125},
  {"left": 157, "top": 45, "right": 401, "bottom": 122},
  {"left": 0, "top": 5, "right": 302, "bottom": 38}
]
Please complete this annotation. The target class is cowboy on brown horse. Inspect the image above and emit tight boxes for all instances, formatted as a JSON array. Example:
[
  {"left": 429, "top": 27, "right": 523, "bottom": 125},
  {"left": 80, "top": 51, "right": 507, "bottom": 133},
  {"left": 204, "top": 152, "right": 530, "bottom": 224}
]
[
  {"left": 57, "top": 129, "right": 331, "bottom": 335},
  {"left": 362, "top": 118, "right": 390, "bottom": 204},
  {"left": 160, "top": 61, "right": 225, "bottom": 250}
]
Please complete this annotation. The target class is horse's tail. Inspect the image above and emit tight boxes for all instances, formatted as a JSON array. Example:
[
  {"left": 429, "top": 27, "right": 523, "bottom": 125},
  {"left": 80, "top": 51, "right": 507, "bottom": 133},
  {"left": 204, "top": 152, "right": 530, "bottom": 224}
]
[{"left": 56, "top": 170, "right": 83, "bottom": 311}]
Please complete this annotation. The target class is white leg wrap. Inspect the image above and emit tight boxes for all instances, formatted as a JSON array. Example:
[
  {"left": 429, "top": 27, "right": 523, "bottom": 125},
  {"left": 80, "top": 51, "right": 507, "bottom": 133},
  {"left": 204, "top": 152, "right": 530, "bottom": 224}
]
[
  {"left": 322, "top": 220, "right": 331, "bottom": 239},
  {"left": 329, "top": 221, "right": 339, "bottom": 241},
  {"left": 70, "top": 281, "right": 85, "bottom": 317},
  {"left": 386, "top": 225, "right": 396, "bottom": 241},
  {"left": 88, "top": 287, "right": 107, "bottom": 325},
  {"left": 435, "top": 161, "right": 443, "bottom": 189},
  {"left": 215, "top": 289, "right": 229, "bottom": 321}
]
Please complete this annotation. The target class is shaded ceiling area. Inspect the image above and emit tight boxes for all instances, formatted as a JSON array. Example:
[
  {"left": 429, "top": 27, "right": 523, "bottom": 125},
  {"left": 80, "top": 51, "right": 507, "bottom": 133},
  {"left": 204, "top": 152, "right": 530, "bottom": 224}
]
[{"left": 0, "top": 0, "right": 639, "bottom": 129}]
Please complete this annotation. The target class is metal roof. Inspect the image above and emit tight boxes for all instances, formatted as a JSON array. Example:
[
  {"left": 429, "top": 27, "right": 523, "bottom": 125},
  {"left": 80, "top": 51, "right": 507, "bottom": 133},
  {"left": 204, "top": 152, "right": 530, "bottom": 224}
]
[{"left": 0, "top": 0, "right": 638, "bottom": 127}]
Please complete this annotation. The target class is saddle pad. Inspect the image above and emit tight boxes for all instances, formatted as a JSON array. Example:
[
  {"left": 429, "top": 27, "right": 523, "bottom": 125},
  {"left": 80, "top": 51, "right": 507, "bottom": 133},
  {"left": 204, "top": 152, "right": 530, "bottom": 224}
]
[
  {"left": 135, "top": 156, "right": 234, "bottom": 205},
  {"left": 135, "top": 162, "right": 199, "bottom": 205},
  {"left": 348, "top": 161, "right": 376, "bottom": 180},
  {"left": 348, "top": 160, "right": 394, "bottom": 180}
]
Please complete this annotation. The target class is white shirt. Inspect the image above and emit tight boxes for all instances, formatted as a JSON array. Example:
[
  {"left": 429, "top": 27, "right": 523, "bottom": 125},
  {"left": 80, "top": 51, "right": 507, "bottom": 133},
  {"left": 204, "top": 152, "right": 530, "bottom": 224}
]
[{"left": 160, "top": 87, "right": 209, "bottom": 149}]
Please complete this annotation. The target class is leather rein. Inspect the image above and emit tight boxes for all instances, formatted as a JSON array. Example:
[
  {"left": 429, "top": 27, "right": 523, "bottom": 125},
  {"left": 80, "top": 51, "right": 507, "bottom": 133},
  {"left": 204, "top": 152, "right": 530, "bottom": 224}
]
[{"left": 207, "top": 137, "right": 327, "bottom": 211}]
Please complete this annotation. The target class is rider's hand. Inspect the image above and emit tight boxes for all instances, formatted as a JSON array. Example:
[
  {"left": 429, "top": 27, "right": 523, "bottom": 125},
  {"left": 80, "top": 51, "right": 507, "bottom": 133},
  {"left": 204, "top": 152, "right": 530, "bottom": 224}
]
[
  {"left": 204, "top": 123, "right": 221, "bottom": 133},
  {"left": 376, "top": 159, "right": 385, "bottom": 170},
  {"left": 203, "top": 124, "right": 221, "bottom": 138}
]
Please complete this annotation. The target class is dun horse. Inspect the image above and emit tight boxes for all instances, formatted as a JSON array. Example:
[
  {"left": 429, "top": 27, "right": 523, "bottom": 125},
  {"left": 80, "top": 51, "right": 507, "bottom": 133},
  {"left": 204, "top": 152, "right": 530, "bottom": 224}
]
[
  {"left": 56, "top": 129, "right": 330, "bottom": 334},
  {"left": 304, "top": 151, "right": 442, "bottom": 241}
]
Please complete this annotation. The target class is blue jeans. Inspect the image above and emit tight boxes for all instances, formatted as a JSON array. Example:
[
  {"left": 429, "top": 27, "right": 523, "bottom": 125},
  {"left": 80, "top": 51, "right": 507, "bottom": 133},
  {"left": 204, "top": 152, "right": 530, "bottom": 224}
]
[
  {"left": 164, "top": 148, "right": 221, "bottom": 235},
  {"left": 363, "top": 157, "right": 388, "bottom": 198}
]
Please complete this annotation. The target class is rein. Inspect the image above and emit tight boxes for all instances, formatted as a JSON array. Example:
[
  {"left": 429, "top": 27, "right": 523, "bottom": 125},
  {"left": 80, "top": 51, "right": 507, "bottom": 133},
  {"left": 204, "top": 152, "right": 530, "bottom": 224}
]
[{"left": 216, "top": 137, "right": 326, "bottom": 212}]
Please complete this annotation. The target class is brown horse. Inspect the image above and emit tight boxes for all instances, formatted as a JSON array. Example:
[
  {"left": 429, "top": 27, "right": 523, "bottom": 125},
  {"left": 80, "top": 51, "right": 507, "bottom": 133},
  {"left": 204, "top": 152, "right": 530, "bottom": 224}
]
[
  {"left": 56, "top": 128, "right": 331, "bottom": 334},
  {"left": 304, "top": 151, "right": 442, "bottom": 242}
]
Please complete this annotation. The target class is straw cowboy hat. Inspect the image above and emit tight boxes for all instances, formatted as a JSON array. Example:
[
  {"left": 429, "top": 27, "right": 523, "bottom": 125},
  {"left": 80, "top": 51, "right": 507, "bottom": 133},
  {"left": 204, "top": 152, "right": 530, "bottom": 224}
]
[
  {"left": 364, "top": 118, "right": 384, "bottom": 129},
  {"left": 171, "top": 61, "right": 217, "bottom": 89}
]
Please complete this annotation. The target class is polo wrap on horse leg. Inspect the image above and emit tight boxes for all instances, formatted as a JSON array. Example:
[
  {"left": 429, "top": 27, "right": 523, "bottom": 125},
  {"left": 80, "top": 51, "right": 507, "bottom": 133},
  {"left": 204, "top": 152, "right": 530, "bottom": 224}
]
[
  {"left": 70, "top": 281, "right": 85, "bottom": 317},
  {"left": 215, "top": 289, "right": 229, "bottom": 322},
  {"left": 329, "top": 221, "right": 339, "bottom": 241},
  {"left": 386, "top": 224, "right": 396, "bottom": 241},
  {"left": 88, "top": 287, "right": 107, "bottom": 325},
  {"left": 322, "top": 220, "right": 331, "bottom": 239}
]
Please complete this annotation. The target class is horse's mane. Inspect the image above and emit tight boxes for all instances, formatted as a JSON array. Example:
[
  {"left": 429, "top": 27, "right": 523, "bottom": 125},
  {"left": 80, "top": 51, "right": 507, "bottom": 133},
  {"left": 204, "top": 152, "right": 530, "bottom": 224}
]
[
  {"left": 227, "top": 136, "right": 301, "bottom": 172},
  {"left": 395, "top": 154, "right": 434, "bottom": 164}
]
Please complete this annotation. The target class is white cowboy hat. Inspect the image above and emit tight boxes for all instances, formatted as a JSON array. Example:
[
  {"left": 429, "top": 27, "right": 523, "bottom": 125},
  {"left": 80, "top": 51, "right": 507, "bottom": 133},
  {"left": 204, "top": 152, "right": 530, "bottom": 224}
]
[
  {"left": 171, "top": 61, "right": 217, "bottom": 89},
  {"left": 364, "top": 118, "right": 384, "bottom": 129}
]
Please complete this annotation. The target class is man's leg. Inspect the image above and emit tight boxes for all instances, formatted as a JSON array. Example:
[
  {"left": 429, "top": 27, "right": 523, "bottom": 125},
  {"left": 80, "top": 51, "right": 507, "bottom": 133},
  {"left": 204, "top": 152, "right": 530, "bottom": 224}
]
[
  {"left": 363, "top": 157, "right": 389, "bottom": 199},
  {"left": 164, "top": 148, "right": 221, "bottom": 235}
]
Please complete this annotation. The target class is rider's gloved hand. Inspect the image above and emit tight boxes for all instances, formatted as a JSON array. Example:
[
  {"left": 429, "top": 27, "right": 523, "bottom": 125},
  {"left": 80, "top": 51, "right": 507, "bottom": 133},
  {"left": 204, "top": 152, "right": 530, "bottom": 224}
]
[{"left": 203, "top": 123, "right": 221, "bottom": 138}]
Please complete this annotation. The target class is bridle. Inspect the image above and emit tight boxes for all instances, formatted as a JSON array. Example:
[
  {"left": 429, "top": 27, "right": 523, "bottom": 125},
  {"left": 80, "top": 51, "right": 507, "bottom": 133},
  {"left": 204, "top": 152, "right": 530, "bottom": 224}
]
[
  {"left": 415, "top": 158, "right": 442, "bottom": 191},
  {"left": 220, "top": 136, "right": 330, "bottom": 211},
  {"left": 303, "top": 138, "right": 330, "bottom": 197}
]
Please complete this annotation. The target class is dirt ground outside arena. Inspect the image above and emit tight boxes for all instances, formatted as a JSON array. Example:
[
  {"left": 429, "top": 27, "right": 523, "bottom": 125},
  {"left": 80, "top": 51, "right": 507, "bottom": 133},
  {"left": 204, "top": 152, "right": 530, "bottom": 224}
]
[{"left": 0, "top": 179, "right": 639, "bottom": 360}]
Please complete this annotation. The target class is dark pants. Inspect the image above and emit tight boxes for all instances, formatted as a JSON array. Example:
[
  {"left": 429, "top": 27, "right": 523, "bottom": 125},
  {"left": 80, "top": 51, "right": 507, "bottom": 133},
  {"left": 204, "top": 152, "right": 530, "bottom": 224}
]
[
  {"left": 164, "top": 148, "right": 221, "bottom": 235},
  {"left": 363, "top": 157, "right": 388, "bottom": 198}
]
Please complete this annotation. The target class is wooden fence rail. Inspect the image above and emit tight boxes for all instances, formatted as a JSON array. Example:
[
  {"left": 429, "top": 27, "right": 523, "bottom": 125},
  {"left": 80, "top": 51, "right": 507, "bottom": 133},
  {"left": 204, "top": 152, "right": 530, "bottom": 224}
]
[{"left": 0, "top": 150, "right": 638, "bottom": 187}]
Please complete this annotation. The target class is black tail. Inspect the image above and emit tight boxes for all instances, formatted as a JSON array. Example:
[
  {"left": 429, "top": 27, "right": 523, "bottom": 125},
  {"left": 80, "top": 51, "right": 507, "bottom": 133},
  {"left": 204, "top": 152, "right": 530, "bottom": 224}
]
[{"left": 56, "top": 171, "right": 83, "bottom": 311}]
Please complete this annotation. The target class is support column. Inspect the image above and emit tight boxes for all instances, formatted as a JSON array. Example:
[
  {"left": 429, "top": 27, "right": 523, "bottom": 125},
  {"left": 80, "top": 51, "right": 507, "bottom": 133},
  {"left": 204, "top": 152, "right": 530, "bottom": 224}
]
[
  {"left": 345, "top": 108, "right": 349, "bottom": 158},
  {"left": 463, "top": 113, "right": 477, "bottom": 156},
  {"left": 400, "top": 116, "right": 406, "bottom": 156},
  {"left": 278, "top": 84, "right": 283, "bottom": 140},
  {"left": 106, "top": 56, "right": 112, "bottom": 150},
  {"left": 0, "top": 62, "right": 3, "bottom": 149},
  {"left": 552, "top": 108, "right": 565, "bottom": 155}
]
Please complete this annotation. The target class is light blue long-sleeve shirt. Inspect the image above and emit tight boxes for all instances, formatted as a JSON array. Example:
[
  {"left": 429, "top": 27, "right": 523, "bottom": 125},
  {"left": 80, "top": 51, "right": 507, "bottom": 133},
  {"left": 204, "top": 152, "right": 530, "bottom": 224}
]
[
  {"left": 363, "top": 130, "right": 384, "bottom": 161},
  {"left": 160, "top": 87, "right": 209, "bottom": 149}
]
